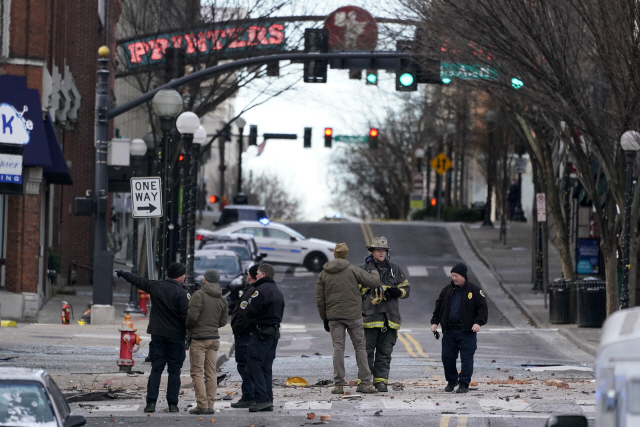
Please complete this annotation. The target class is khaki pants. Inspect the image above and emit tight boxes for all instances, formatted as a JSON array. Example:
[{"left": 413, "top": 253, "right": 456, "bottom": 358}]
[
  {"left": 329, "top": 318, "right": 372, "bottom": 386},
  {"left": 189, "top": 338, "right": 220, "bottom": 409}
]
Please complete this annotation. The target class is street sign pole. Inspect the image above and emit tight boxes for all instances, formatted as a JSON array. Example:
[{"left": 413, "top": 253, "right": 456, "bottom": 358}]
[
  {"left": 533, "top": 193, "right": 546, "bottom": 293},
  {"left": 145, "top": 218, "right": 157, "bottom": 280},
  {"left": 131, "top": 177, "right": 163, "bottom": 281}
]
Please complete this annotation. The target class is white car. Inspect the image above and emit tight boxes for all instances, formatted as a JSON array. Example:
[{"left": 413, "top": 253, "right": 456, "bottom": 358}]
[{"left": 214, "top": 221, "right": 337, "bottom": 272}]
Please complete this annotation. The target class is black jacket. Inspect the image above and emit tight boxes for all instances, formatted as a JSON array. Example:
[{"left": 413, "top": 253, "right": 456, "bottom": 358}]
[
  {"left": 231, "top": 283, "right": 256, "bottom": 336},
  {"left": 120, "top": 272, "right": 190, "bottom": 341},
  {"left": 430, "top": 280, "right": 488, "bottom": 332},
  {"left": 241, "top": 277, "right": 284, "bottom": 327}
]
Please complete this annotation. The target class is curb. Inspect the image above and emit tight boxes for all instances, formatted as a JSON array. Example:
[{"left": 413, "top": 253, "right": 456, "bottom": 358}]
[
  {"left": 217, "top": 342, "right": 235, "bottom": 370},
  {"left": 460, "top": 224, "right": 544, "bottom": 328},
  {"left": 557, "top": 328, "right": 598, "bottom": 357}
]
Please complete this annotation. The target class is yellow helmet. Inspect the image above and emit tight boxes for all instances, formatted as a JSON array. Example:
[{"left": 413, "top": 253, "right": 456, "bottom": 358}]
[{"left": 367, "top": 236, "right": 390, "bottom": 252}]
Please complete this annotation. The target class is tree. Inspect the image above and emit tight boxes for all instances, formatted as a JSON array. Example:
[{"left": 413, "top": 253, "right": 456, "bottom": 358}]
[{"left": 242, "top": 172, "right": 301, "bottom": 221}]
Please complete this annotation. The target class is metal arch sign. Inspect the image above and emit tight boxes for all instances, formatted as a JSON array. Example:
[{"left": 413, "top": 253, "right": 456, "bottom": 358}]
[
  {"left": 324, "top": 6, "right": 378, "bottom": 50},
  {"left": 131, "top": 177, "right": 163, "bottom": 218},
  {"left": 121, "top": 22, "right": 286, "bottom": 69}
]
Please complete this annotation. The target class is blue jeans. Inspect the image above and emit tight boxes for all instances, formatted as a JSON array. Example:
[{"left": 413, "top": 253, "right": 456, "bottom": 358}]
[
  {"left": 442, "top": 329, "right": 477, "bottom": 386},
  {"left": 246, "top": 334, "right": 278, "bottom": 404},
  {"left": 234, "top": 334, "right": 254, "bottom": 401},
  {"left": 146, "top": 335, "right": 186, "bottom": 404}
]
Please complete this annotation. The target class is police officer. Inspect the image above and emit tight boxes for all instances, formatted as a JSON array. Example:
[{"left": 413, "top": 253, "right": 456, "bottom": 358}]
[
  {"left": 430, "top": 263, "right": 488, "bottom": 393},
  {"left": 359, "top": 236, "right": 410, "bottom": 392},
  {"left": 116, "top": 262, "right": 190, "bottom": 412},
  {"left": 242, "top": 263, "right": 285, "bottom": 412},
  {"left": 229, "top": 264, "right": 259, "bottom": 408}
]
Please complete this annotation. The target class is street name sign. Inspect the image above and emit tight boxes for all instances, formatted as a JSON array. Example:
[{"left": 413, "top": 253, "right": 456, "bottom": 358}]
[
  {"left": 514, "top": 158, "right": 527, "bottom": 174},
  {"left": 440, "top": 62, "right": 499, "bottom": 81},
  {"left": 430, "top": 152, "right": 452, "bottom": 176},
  {"left": 536, "top": 193, "right": 546, "bottom": 222},
  {"left": 335, "top": 135, "right": 368, "bottom": 144},
  {"left": 131, "top": 177, "right": 162, "bottom": 218}
]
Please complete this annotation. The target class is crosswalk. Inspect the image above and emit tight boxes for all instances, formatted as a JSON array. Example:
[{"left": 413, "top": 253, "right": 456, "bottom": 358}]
[{"left": 282, "top": 265, "right": 456, "bottom": 278}]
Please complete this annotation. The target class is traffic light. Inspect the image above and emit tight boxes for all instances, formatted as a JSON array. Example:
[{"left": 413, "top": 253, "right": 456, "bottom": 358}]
[
  {"left": 368, "top": 128, "right": 379, "bottom": 149},
  {"left": 366, "top": 70, "right": 378, "bottom": 85},
  {"left": 303, "top": 28, "right": 329, "bottom": 83},
  {"left": 324, "top": 128, "right": 333, "bottom": 148},
  {"left": 208, "top": 195, "right": 220, "bottom": 204},
  {"left": 511, "top": 77, "right": 524, "bottom": 89},
  {"left": 178, "top": 154, "right": 184, "bottom": 162},
  {"left": 396, "top": 40, "right": 417, "bottom": 92},
  {"left": 304, "top": 127, "right": 312, "bottom": 148},
  {"left": 249, "top": 125, "right": 258, "bottom": 146}
]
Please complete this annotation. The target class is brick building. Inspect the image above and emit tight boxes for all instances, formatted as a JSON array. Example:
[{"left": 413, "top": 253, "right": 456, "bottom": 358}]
[{"left": 0, "top": 0, "right": 120, "bottom": 319}]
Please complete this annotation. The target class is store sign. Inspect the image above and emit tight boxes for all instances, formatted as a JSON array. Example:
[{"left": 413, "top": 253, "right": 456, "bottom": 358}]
[
  {"left": 576, "top": 238, "right": 600, "bottom": 275},
  {"left": 122, "top": 22, "right": 286, "bottom": 69},
  {"left": 0, "top": 103, "right": 32, "bottom": 145},
  {"left": 0, "top": 153, "right": 22, "bottom": 184}
]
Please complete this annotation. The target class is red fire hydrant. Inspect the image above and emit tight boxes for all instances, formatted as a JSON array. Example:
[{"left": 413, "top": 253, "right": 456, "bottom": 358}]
[
  {"left": 138, "top": 290, "right": 150, "bottom": 315},
  {"left": 61, "top": 301, "right": 72, "bottom": 325},
  {"left": 117, "top": 314, "right": 142, "bottom": 373}
]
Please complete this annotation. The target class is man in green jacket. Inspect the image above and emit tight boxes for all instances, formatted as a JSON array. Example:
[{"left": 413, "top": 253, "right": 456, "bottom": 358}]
[
  {"left": 186, "top": 269, "right": 229, "bottom": 415},
  {"left": 316, "top": 243, "right": 381, "bottom": 395}
]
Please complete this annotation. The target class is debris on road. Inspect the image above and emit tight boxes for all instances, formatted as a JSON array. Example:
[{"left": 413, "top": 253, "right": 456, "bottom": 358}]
[{"left": 286, "top": 377, "right": 309, "bottom": 387}]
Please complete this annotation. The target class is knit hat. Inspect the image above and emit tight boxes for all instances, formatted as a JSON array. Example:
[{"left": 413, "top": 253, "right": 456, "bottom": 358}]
[
  {"left": 450, "top": 263, "right": 468, "bottom": 279},
  {"left": 204, "top": 269, "right": 220, "bottom": 283},
  {"left": 167, "top": 262, "right": 186, "bottom": 279},
  {"left": 334, "top": 243, "right": 349, "bottom": 259},
  {"left": 248, "top": 264, "right": 259, "bottom": 280}
]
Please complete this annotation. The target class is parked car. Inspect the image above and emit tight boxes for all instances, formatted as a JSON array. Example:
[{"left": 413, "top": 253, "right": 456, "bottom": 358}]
[
  {"left": 193, "top": 249, "right": 247, "bottom": 312},
  {"left": 214, "top": 205, "right": 269, "bottom": 228},
  {"left": 213, "top": 221, "right": 337, "bottom": 272},
  {"left": 199, "top": 233, "right": 266, "bottom": 271},
  {"left": 0, "top": 367, "right": 86, "bottom": 427}
]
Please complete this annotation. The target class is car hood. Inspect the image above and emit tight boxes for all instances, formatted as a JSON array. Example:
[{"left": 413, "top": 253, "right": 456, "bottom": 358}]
[{"left": 307, "top": 237, "right": 337, "bottom": 247}]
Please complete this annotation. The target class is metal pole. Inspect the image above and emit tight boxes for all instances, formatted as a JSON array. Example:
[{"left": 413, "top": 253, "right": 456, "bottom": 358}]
[
  {"left": 533, "top": 221, "right": 544, "bottom": 292},
  {"left": 145, "top": 218, "right": 157, "bottom": 280},
  {"left": 180, "top": 134, "right": 193, "bottom": 264},
  {"left": 93, "top": 48, "right": 114, "bottom": 306},
  {"left": 186, "top": 142, "right": 200, "bottom": 288},
  {"left": 237, "top": 126, "right": 244, "bottom": 194},
  {"left": 436, "top": 174, "right": 442, "bottom": 220},
  {"left": 158, "top": 119, "right": 174, "bottom": 280},
  {"left": 125, "top": 156, "right": 142, "bottom": 313},
  {"left": 621, "top": 151, "right": 636, "bottom": 309},
  {"left": 219, "top": 125, "right": 229, "bottom": 199}
]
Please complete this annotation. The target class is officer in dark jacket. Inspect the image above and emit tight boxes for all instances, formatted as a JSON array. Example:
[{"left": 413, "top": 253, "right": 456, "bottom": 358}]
[
  {"left": 430, "top": 263, "right": 488, "bottom": 393},
  {"left": 241, "top": 263, "right": 285, "bottom": 412},
  {"left": 116, "top": 262, "right": 190, "bottom": 413},
  {"left": 229, "top": 264, "right": 259, "bottom": 408}
]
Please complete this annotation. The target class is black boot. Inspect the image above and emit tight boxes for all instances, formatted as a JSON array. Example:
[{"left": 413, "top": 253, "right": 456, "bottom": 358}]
[
  {"left": 456, "top": 382, "right": 469, "bottom": 393},
  {"left": 168, "top": 404, "right": 179, "bottom": 412},
  {"left": 444, "top": 383, "right": 457, "bottom": 392},
  {"left": 144, "top": 402, "right": 156, "bottom": 413},
  {"left": 230, "top": 400, "right": 255, "bottom": 408},
  {"left": 374, "top": 382, "right": 388, "bottom": 392}
]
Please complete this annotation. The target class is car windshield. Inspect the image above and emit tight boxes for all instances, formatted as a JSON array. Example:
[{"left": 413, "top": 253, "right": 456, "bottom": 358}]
[
  {"left": 281, "top": 225, "right": 306, "bottom": 240},
  {"left": 0, "top": 381, "right": 57, "bottom": 426},
  {"left": 194, "top": 256, "right": 241, "bottom": 275},
  {"left": 202, "top": 245, "right": 251, "bottom": 261}
]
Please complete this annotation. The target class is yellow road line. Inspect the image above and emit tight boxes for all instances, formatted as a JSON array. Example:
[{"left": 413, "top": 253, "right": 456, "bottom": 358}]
[
  {"left": 456, "top": 416, "right": 468, "bottom": 426},
  {"left": 397, "top": 332, "right": 420, "bottom": 359},
  {"left": 365, "top": 222, "right": 374, "bottom": 242},
  {"left": 400, "top": 332, "right": 441, "bottom": 380},
  {"left": 404, "top": 333, "right": 432, "bottom": 360},
  {"left": 440, "top": 416, "right": 450, "bottom": 427}
]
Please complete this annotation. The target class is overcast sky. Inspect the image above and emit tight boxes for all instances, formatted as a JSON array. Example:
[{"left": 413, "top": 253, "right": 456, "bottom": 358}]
[{"left": 235, "top": 1, "right": 417, "bottom": 220}]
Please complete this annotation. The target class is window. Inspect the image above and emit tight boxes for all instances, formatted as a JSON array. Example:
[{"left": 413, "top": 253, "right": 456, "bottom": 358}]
[
  {"left": 235, "top": 227, "right": 266, "bottom": 238},
  {"left": 0, "top": 381, "right": 57, "bottom": 425},
  {"left": 628, "top": 380, "right": 640, "bottom": 414},
  {"left": 194, "top": 256, "right": 241, "bottom": 275},
  {"left": 268, "top": 229, "right": 293, "bottom": 241},
  {"left": 46, "top": 377, "right": 69, "bottom": 420}
]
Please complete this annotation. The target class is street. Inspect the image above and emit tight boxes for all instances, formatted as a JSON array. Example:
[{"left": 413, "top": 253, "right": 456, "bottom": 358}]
[{"left": 0, "top": 222, "right": 595, "bottom": 426}]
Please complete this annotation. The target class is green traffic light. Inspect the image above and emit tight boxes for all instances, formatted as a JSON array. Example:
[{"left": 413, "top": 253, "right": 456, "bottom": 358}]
[
  {"left": 399, "top": 72, "right": 415, "bottom": 87},
  {"left": 511, "top": 77, "right": 523, "bottom": 89},
  {"left": 442, "top": 77, "right": 452, "bottom": 84},
  {"left": 366, "top": 73, "right": 378, "bottom": 84}
]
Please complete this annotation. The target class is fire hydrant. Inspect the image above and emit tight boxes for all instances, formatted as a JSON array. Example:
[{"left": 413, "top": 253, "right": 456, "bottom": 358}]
[
  {"left": 61, "top": 301, "right": 72, "bottom": 325},
  {"left": 117, "top": 314, "right": 142, "bottom": 373},
  {"left": 138, "top": 290, "right": 150, "bottom": 315}
]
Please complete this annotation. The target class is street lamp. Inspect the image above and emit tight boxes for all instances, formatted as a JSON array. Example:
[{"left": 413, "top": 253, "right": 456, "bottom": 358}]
[
  {"left": 445, "top": 123, "right": 456, "bottom": 208},
  {"left": 236, "top": 117, "right": 247, "bottom": 195},
  {"left": 186, "top": 125, "right": 206, "bottom": 288},
  {"left": 125, "top": 138, "right": 147, "bottom": 314},
  {"left": 151, "top": 89, "right": 183, "bottom": 279},
  {"left": 176, "top": 112, "right": 200, "bottom": 265},
  {"left": 483, "top": 110, "right": 498, "bottom": 227},
  {"left": 619, "top": 130, "right": 640, "bottom": 309}
]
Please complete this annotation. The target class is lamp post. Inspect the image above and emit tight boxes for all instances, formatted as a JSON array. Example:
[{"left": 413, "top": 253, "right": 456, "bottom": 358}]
[
  {"left": 415, "top": 148, "right": 426, "bottom": 207},
  {"left": 620, "top": 130, "right": 640, "bottom": 309},
  {"left": 151, "top": 89, "right": 183, "bottom": 279},
  {"left": 186, "top": 126, "right": 206, "bottom": 288},
  {"left": 176, "top": 112, "right": 200, "bottom": 265},
  {"left": 445, "top": 122, "right": 456, "bottom": 207},
  {"left": 236, "top": 117, "right": 246, "bottom": 195},
  {"left": 219, "top": 124, "right": 231, "bottom": 200},
  {"left": 125, "top": 138, "right": 147, "bottom": 314},
  {"left": 484, "top": 110, "right": 497, "bottom": 227}
]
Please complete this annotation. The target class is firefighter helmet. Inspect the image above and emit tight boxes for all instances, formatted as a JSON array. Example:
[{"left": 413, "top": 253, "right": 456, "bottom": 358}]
[{"left": 367, "top": 236, "right": 391, "bottom": 252}]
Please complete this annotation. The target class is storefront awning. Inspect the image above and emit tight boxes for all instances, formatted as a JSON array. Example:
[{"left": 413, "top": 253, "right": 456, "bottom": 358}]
[{"left": 42, "top": 114, "right": 73, "bottom": 185}]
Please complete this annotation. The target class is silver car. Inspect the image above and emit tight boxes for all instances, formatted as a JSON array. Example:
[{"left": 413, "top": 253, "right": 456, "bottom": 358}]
[{"left": 0, "top": 367, "right": 86, "bottom": 426}]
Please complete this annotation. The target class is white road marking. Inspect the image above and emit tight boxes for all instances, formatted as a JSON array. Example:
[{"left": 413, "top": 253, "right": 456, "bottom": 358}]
[
  {"left": 407, "top": 266, "right": 429, "bottom": 277},
  {"left": 359, "top": 399, "right": 436, "bottom": 410},
  {"left": 283, "top": 401, "right": 332, "bottom": 410},
  {"left": 91, "top": 405, "right": 140, "bottom": 412},
  {"left": 477, "top": 398, "right": 532, "bottom": 412},
  {"left": 576, "top": 399, "right": 596, "bottom": 413},
  {"left": 281, "top": 324, "right": 306, "bottom": 330},
  {"left": 443, "top": 266, "right": 453, "bottom": 277},
  {"left": 293, "top": 267, "right": 314, "bottom": 277}
]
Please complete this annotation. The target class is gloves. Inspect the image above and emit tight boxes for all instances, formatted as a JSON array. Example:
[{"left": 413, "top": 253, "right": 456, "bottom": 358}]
[
  {"left": 323, "top": 319, "right": 331, "bottom": 333},
  {"left": 385, "top": 287, "right": 403, "bottom": 299},
  {"left": 115, "top": 270, "right": 125, "bottom": 278},
  {"left": 370, "top": 288, "right": 386, "bottom": 305}
]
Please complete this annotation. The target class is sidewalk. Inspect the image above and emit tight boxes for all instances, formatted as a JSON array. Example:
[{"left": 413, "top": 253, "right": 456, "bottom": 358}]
[{"left": 461, "top": 221, "right": 601, "bottom": 357}]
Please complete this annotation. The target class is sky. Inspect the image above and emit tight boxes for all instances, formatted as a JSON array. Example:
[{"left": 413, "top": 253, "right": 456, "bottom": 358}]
[{"left": 234, "top": 2, "right": 417, "bottom": 220}]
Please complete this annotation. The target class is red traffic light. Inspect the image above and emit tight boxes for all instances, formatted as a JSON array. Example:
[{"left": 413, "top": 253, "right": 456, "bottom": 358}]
[
  {"left": 324, "top": 128, "right": 333, "bottom": 137},
  {"left": 209, "top": 195, "right": 218, "bottom": 203},
  {"left": 430, "top": 198, "right": 436, "bottom": 206},
  {"left": 369, "top": 128, "right": 379, "bottom": 138},
  {"left": 178, "top": 154, "right": 184, "bottom": 162}
]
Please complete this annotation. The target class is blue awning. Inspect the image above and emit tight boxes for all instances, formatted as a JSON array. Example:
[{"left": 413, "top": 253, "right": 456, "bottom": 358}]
[{"left": 0, "top": 75, "right": 72, "bottom": 185}]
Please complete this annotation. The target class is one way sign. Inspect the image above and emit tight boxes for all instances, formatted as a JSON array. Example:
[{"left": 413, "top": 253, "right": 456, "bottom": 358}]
[{"left": 131, "top": 177, "right": 163, "bottom": 218}]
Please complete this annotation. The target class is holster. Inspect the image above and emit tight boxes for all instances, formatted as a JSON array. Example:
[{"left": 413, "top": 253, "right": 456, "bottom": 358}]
[{"left": 256, "top": 324, "right": 280, "bottom": 340}]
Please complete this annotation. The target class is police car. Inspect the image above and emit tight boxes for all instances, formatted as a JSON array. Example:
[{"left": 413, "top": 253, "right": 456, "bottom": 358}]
[
  {"left": 194, "top": 249, "right": 247, "bottom": 312},
  {"left": 213, "top": 221, "right": 337, "bottom": 272}
]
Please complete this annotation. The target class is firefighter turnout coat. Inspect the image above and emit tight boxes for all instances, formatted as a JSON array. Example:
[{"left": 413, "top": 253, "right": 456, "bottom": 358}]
[{"left": 359, "top": 257, "right": 410, "bottom": 330}]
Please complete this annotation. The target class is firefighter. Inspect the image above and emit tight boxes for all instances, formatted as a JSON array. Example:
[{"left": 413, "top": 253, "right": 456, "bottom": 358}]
[{"left": 359, "top": 236, "right": 410, "bottom": 392}]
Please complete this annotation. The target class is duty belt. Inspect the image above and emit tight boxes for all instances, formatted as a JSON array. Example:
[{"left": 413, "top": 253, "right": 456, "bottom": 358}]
[{"left": 447, "top": 322, "right": 462, "bottom": 329}]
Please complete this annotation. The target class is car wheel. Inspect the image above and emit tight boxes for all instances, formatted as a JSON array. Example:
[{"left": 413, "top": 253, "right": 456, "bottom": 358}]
[{"left": 304, "top": 252, "right": 327, "bottom": 272}]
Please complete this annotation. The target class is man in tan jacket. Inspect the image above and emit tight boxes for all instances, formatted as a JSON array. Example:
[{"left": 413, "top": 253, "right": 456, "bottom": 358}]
[
  {"left": 186, "top": 269, "right": 229, "bottom": 414},
  {"left": 316, "top": 243, "right": 380, "bottom": 394}
]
